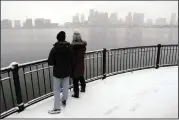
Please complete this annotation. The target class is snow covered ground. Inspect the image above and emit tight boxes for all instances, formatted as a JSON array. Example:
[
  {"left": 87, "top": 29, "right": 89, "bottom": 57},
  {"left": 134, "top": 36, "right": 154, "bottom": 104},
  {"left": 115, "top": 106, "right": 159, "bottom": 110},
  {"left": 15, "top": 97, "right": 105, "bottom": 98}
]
[{"left": 7, "top": 66, "right": 178, "bottom": 118}]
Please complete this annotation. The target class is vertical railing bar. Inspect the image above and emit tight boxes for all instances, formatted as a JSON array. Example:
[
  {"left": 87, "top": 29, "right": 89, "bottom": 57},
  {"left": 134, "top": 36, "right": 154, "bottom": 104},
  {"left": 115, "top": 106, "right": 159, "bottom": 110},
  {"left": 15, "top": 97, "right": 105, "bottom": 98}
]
[
  {"left": 108, "top": 51, "right": 109, "bottom": 74},
  {"left": 166, "top": 47, "right": 170, "bottom": 65},
  {"left": 111, "top": 51, "right": 113, "bottom": 73},
  {"left": 148, "top": 48, "right": 151, "bottom": 67},
  {"left": 123, "top": 49, "right": 125, "bottom": 71},
  {"left": 168, "top": 46, "right": 172, "bottom": 65},
  {"left": 47, "top": 64, "right": 52, "bottom": 91},
  {"left": 8, "top": 71, "right": 15, "bottom": 107},
  {"left": 128, "top": 49, "right": 130, "bottom": 70},
  {"left": 140, "top": 48, "right": 143, "bottom": 69},
  {"left": 114, "top": 50, "right": 116, "bottom": 73},
  {"left": 85, "top": 57, "right": 87, "bottom": 80},
  {"left": 120, "top": 50, "right": 122, "bottom": 71},
  {"left": 117, "top": 50, "right": 119, "bottom": 72},
  {"left": 22, "top": 68, "right": 29, "bottom": 101},
  {"left": 0, "top": 80, "right": 7, "bottom": 111},
  {"left": 125, "top": 49, "right": 127, "bottom": 70},
  {"left": 101, "top": 52, "right": 103, "bottom": 76},
  {"left": 134, "top": 48, "right": 136, "bottom": 69},
  {"left": 29, "top": 66, "right": 35, "bottom": 98},
  {"left": 170, "top": 46, "right": 174, "bottom": 65},
  {"left": 93, "top": 54, "right": 95, "bottom": 77},
  {"left": 36, "top": 65, "right": 41, "bottom": 96},
  {"left": 131, "top": 49, "right": 134, "bottom": 69},
  {"left": 42, "top": 64, "right": 47, "bottom": 94},
  {"left": 97, "top": 52, "right": 99, "bottom": 77},
  {"left": 174, "top": 47, "right": 178, "bottom": 65},
  {"left": 89, "top": 54, "right": 92, "bottom": 79},
  {"left": 163, "top": 47, "right": 167, "bottom": 65},
  {"left": 145, "top": 48, "right": 148, "bottom": 67}
]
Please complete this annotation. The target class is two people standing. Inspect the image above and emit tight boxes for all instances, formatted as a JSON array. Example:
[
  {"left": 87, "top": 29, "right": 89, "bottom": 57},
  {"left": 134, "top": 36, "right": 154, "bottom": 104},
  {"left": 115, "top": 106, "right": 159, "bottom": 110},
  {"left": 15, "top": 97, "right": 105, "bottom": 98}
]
[{"left": 48, "top": 31, "right": 86, "bottom": 114}]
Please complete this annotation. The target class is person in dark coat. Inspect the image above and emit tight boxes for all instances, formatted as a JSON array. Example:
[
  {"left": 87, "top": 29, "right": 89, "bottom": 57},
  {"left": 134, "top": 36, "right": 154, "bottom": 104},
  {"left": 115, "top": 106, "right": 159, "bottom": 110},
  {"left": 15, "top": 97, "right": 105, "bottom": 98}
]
[
  {"left": 48, "top": 31, "right": 73, "bottom": 114},
  {"left": 71, "top": 31, "right": 87, "bottom": 98}
]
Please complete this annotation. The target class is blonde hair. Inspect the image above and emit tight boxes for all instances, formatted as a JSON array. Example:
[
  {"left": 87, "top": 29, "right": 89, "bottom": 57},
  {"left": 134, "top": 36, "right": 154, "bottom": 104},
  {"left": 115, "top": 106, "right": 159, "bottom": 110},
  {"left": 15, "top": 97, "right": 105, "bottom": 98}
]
[{"left": 72, "top": 31, "right": 82, "bottom": 43}]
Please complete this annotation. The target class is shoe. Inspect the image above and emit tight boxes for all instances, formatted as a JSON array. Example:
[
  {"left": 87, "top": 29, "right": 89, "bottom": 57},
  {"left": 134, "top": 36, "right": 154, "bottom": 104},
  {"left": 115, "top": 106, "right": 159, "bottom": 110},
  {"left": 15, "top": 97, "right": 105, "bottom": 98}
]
[
  {"left": 80, "top": 89, "right": 85, "bottom": 92},
  {"left": 72, "top": 94, "right": 79, "bottom": 98},
  {"left": 62, "top": 100, "right": 66, "bottom": 106},
  {"left": 48, "top": 109, "right": 61, "bottom": 114}
]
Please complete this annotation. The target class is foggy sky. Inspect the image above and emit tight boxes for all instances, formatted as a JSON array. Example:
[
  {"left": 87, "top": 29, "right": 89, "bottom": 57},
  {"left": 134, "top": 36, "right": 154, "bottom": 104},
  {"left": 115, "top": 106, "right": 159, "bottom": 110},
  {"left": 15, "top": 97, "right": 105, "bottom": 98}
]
[{"left": 1, "top": 1, "right": 178, "bottom": 24}]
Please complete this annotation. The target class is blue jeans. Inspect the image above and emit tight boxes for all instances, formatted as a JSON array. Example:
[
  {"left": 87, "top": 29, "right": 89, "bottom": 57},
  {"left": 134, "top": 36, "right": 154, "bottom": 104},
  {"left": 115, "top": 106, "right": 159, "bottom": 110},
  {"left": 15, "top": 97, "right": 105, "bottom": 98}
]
[{"left": 53, "top": 76, "right": 69, "bottom": 109}]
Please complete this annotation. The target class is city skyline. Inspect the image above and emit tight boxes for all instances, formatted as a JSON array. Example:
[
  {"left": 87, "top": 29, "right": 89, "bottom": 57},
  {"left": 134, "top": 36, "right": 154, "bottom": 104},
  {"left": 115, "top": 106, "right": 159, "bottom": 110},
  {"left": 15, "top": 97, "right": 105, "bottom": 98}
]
[
  {"left": 1, "top": 10, "right": 178, "bottom": 29},
  {"left": 1, "top": 1, "right": 178, "bottom": 25}
]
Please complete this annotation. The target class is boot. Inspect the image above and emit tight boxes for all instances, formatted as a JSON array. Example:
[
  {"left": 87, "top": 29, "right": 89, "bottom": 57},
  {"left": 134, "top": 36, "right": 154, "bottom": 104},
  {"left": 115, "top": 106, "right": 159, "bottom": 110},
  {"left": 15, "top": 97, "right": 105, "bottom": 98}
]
[{"left": 72, "top": 94, "right": 79, "bottom": 98}]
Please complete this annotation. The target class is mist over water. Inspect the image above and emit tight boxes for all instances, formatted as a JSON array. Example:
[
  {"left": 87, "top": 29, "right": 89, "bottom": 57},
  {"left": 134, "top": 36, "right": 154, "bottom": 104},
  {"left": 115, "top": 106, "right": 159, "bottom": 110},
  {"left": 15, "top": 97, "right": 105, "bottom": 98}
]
[{"left": 1, "top": 27, "right": 178, "bottom": 67}]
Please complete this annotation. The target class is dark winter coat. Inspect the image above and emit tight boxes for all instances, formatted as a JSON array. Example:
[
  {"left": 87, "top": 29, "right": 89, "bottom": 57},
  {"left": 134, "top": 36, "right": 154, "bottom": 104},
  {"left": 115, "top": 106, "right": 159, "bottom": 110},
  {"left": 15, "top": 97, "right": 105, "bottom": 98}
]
[
  {"left": 48, "top": 41, "right": 73, "bottom": 78},
  {"left": 71, "top": 41, "right": 87, "bottom": 79}
]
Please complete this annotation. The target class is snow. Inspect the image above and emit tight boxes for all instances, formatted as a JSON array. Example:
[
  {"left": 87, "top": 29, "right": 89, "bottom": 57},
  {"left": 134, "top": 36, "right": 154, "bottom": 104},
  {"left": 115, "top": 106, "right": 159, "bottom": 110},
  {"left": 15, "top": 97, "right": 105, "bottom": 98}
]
[{"left": 7, "top": 66, "right": 178, "bottom": 118}]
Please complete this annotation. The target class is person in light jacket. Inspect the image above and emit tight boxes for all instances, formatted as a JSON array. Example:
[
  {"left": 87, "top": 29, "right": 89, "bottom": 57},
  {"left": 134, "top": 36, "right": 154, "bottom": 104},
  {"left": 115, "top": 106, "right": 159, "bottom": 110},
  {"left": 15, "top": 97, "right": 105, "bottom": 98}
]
[
  {"left": 48, "top": 31, "right": 73, "bottom": 114},
  {"left": 71, "top": 31, "right": 87, "bottom": 98}
]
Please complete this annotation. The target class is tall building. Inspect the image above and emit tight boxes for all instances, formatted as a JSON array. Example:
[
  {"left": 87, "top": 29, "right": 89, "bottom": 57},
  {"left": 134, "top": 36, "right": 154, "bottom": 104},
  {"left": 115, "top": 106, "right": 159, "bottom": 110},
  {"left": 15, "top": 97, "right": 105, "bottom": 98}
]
[
  {"left": 1, "top": 19, "right": 12, "bottom": 29},
  {"left": 146, "top": 19, "right": 153, "bottom": 26},
  {"left": 109, "top": 12, "right": 118, "bottom": 24},
  {"left": 14, "top": 20, "right": 21, "bottom": 28},
  {"left": 23, "top": 18, "right": 33, "bottom": 28},
  {"left": 73, "top": 14, "right": 80, "bottom": 24},
  {"left": 88, "top": 9, "right": 95, "bottom": 23},
  {"left": 155, "top": 18, "right": 167, "bottom": 25},
  {"left": 125, "top": 12, "right": 132, "bottom": 25},
  {"left": 81, "top": 14, "right": 85, "bottom": 23},
  {"left": 44, "top": 19, "right": 51, "bottom": 28},
  {"left": 34, "top": 18, "right": 45, "bottom": 28},
  {"left": 170, "top": 13, "right": 177, "bottom": 25},
  {"left": 132, "top": 13, "right": 144, "bottom": 26}
]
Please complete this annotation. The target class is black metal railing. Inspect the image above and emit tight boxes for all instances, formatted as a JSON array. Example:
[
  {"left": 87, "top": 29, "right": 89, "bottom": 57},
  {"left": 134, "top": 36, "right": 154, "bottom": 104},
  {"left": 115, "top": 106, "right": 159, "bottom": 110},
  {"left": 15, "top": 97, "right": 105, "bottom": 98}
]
[{"left": 0, "top": 44, "right": 178, "bottom": 118}]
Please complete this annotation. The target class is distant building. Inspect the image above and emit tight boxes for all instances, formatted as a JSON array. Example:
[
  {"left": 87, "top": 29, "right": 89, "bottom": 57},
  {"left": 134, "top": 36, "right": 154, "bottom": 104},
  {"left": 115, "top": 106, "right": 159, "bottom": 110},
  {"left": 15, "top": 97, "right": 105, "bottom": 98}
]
[
  {"left": 170, "top": 13, "right": 177, "bottom": 25},
  {"left": 23, "top": 18, "right": 33, "bottom": 28},
  {"left": 125, "top": 12, "right": 132, "bottom": 25},
  {"left": 81, "top": 14, "right": 85, "bottom": 23},
  {"left": 88, "top": 9, "right": 95, "bottom": 23},
  {"left": 146, "top": 19, "right": 153, "bottom": 26},
  {"left": 50, "top": 23, "right": 59, "bottom": 28},
  {"left": 14, "top": 20, "right": 21, "bottom": 28},
  {"left": 132, "top": 13, "right": 144, "bottom": 26},
  {"left": 1, "top": 19, "right": 12, "bottom": 29},
  {"left": 73, "top": 14, "right": 80, "bottom": 24},
  {"left": 109, "top": 12, "right": 118, "bottom": 25},
  {"left": 44, "top": 19, "right": 51, "bottom": 28},
  {"left": 155, "top": 18, "right": 167, "bottom": 25},
  {"left": 34, "top": 18, "right": 45, "bottom": 28},
  {"left": 118, "top": 18, "right": 124, "bottom": 25}
]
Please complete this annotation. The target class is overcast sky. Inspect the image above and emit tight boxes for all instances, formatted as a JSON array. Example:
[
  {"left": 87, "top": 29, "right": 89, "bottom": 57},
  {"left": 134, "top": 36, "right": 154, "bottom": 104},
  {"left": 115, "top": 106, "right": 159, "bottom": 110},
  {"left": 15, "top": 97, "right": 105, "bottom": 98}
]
[{"left": 1, "top": 1, "right": 178, "bottom": 24}]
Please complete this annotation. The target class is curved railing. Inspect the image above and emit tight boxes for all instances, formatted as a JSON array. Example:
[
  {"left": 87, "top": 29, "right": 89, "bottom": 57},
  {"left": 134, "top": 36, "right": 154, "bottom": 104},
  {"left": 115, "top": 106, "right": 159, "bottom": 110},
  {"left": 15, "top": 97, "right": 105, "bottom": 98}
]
[{"left": 0, "top": 44, "right": 178, "bottom": 118}]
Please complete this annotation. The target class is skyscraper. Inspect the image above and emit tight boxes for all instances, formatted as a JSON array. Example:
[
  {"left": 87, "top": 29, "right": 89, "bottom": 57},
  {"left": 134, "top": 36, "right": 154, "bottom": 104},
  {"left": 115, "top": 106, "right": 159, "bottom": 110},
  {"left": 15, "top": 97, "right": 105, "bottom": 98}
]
[
  {"left": 170, "top": 13, "right": 176, "bottom": 25},
  {"left": 81, "top": 14, "right": 85, "bottom": 23},
  {"left": 132, "top": 13, "right": 144, "bottom": 26},
  {"left": 155, "top": 18, "right": 167, "bottom": 25},
  {"left": 14, "top": 20, "right": 21, "bottom": 28},
  {"left": 1, "top": 19, "right": 12, "bottom": 29},
  {"left": 73, "top": 14, "right": 80, "bottom": 24},
  {"left": 34, "top": 18, "right": 45, "bottom": 28},
  {"left": 146, "top": 19, "right": 153, "bottom": 26},
  {"left": 23, "top": 18, "right": 33, "bottom": 28},
  {"left": 109, "top": 12, "right": 118, "bottom": 25},
  {"left": 125, "top": 12, "right": 132, "bottom": 25}
]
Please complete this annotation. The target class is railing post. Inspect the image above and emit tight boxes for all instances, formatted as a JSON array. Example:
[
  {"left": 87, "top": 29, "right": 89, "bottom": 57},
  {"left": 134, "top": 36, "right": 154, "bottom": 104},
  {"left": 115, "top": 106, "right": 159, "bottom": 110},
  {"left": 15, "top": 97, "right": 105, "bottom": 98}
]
[
  {"left": 102, "top": 48, "right": 107, "bottom": 79},
  {"left": 156, "top": 44, "right": 162, "bottom": 69},
  {"left": 10, "top": 62, "right": 25, "bottom": 112}
]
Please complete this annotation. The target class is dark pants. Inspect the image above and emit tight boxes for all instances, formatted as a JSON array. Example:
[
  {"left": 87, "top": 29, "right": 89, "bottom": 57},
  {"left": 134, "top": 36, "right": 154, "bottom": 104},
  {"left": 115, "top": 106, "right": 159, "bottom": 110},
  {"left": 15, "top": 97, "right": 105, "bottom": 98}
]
[{"left": 73, "top": 76, "right": 86, "bottom": 95}]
